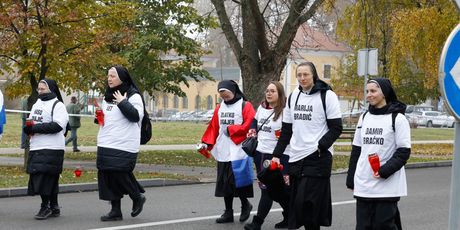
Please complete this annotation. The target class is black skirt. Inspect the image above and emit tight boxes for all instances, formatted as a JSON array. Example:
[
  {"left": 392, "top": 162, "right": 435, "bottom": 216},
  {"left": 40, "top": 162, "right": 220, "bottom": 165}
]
[
  {"left": 215, "top": 161, "right": 253, "bottom": 198},
  {"left": 98, "top": 170, "right": 145, "bottom": 201},
  {"left": 28, "top": 173, "right": 59, "bottom": 196},
  {"left": 288, "top": 175, "right": 332, "bottom": 228}
]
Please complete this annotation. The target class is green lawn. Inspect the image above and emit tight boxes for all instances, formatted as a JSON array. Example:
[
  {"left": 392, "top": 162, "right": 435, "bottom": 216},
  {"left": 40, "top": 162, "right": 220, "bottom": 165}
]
[
  {"left": 0, "top": 165, "right": 198, "bottom": 188},
  {"left": 0, "top": 113, "right": 454, "bottom": 148},
  {"left": 0, "top": 113, "right": 207, "bottom": 147}
]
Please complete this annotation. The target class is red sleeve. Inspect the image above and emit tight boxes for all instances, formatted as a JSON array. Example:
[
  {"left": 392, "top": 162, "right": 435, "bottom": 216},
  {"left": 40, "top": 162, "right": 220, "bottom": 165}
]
[
  {"left": 201, "top": 104, "right": 220, "bottom": 150},
  {"left": 228, "top": 101, "right": 256, "bottom": 145}
]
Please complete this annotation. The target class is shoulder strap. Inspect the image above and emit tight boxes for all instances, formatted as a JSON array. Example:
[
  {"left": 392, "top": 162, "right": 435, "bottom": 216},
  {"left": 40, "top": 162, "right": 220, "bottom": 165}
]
[
  {"left": 392, "top": 112, "right": 397, "bottom": 132},
  {"left": 321, "top": 90, "right": 327, "bottom": 119},
  {"left": 242, "top": 100, "right": 246, "bottom": 110},
  {"left": 359, "top": 111, "right": 396, "bottom": 132},
  {"left": 51, "top": 100, "right": 59, "bottom": 122},
  {"left": 256, "top": 111, "right": 275, "bottom": 133},
  {"left": 287, "top": 93, "right": 292, "bottom": 109},
  {"left": 357, "top": 111, "right": 368, "bottom": 129}
]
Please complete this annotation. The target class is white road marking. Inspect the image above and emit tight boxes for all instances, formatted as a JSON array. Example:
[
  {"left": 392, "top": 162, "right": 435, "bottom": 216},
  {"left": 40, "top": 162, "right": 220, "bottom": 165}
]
[{"left": 88, "top": 200, "right": 356, "bottom": 230}]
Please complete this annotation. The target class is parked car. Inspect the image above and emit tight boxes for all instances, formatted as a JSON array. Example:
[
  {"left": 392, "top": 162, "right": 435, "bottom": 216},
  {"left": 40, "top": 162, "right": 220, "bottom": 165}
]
[
  {"left": 405, "top": 105, "right": 435, "bottom": 128},
  {"left": 412, "top": 111, "right": 455, "bottom": 128}
]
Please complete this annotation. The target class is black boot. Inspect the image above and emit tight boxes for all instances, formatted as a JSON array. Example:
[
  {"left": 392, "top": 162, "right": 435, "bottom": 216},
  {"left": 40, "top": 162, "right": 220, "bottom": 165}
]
[
  {"left": 216, "top": 209, "right": 234, "bottom": 223},
  {"left": 240, "top": 202, "right": 253, "bottom": 222},
  {"left": 101, "top": 200, "right": 123, "bottom": 221},
  {"left": 274, "top": 211, "right": 288, "bottom": 229},
  {"left": 244, "top": 215, "right": 264, "bottom": 230},
  {"left": 34, "top": 203, "right": 52, "bottom": 220},
  {"left": 131, "top": 194, "right": 146, "bottom": 217},
  {"left": 50, "top": 205, "right": 60, "bottom": 217}
]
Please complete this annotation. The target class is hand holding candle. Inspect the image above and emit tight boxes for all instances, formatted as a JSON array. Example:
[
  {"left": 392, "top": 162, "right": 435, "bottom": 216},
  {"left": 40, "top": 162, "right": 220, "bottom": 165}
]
[{"left": 368, "top": 153, "right": 380, "bottom": 176}]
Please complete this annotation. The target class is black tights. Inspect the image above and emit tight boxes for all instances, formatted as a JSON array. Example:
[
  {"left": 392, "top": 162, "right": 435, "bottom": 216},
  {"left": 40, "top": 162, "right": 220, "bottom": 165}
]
[
  {"left": 256, "top": 189, "right": 273, "bottom": 219},
  {"left": 40, "top": 193, "right": 58, "bottom": 207},
  {"left": 224, "top": 196, "right": 249, "bottom": 210}
]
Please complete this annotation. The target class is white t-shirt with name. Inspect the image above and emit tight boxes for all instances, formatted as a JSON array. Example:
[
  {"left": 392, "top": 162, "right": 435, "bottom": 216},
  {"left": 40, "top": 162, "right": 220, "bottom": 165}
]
[
  {"left": 29, "top": 98, "right": 69, "bottom": 151},
  {"left": 353, "top": 112, "right": 411, "bottom": 198},
  {"left": 97, "top": 94, "right": 144, "bottom": 153},
  {"left": 211, "top": 99, "right": 246, "bottom": 162},
  {"left": 255, "top": 106, "right": 290, "bottom": 155},
  {"left": 283, "top": 89, "right": 341, "bottom": 162}
]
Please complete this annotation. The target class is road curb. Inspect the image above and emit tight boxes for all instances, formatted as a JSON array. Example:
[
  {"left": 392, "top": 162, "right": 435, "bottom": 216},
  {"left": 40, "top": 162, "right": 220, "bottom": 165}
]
[{"left": 0, "top": 178, "right": 204, "bottom": 198}]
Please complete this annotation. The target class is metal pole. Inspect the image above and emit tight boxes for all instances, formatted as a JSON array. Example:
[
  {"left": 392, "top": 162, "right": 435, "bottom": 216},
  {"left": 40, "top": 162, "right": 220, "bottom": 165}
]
[
  {"left": 449, "top": 120, "right": 460, "bottom": 230},
  {"left": 363, "top": 48, "right": 369, "bottom": 110}
]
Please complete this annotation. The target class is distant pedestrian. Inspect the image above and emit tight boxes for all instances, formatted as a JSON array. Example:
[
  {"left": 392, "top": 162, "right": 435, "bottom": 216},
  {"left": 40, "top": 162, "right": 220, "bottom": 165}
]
[
  {"left": 24, "top": 79, "right": 69, "bottom": 220},
  {"left": 272, "top": 62, "right": 343, "bottom": 229},
  {"left": 200, "top": 80, "right": 255, "bottom": 224},
  {"left": 96, "top": 66, "right": 146, "bottom": 221},
  {"left": 65, "top": 96, "right": 82, "bottom": 152},
  {"left": 346, "top": 78, "right": 411, "bottom": 230},
  {"left": 244, "top": 81, "right": 290, "bottom": 230},
  {"left": 0, "top": 89, "right": 5, "bottom": 141}
]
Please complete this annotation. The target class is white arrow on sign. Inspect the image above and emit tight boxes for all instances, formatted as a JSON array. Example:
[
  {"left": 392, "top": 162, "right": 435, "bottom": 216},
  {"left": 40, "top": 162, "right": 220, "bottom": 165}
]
[{"left": 451, "top": 57, "right": 460, "bottom": 89}]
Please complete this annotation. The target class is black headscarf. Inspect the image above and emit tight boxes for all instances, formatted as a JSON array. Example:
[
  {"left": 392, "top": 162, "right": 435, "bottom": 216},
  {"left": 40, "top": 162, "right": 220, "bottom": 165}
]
[
  {"left": 38, "top": 79, "right": 63, "bottom": 102},
  {"left": 367, "top": 78, "right": 406, "bottom": 115},
  {"left": 217, "top": 80, "right": 247, "bottom": 105},
  {"left": 104, "top": 66, "right": 140, "bottom": 103}
]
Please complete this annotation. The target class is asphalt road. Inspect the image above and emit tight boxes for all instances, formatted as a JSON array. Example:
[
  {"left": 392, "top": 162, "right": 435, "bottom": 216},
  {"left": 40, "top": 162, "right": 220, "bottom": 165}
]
[{"left": 0, "top": 166, "right": 451, "bottom": 230}]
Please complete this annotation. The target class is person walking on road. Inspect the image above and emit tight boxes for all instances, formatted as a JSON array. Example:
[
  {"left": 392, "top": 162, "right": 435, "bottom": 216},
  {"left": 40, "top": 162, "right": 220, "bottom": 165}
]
[
  {"left": 96, "top": 66, "right": 146, "bottom": 221},
  {"left": 65, "top": 96, "right": 82, "bottom": 152},
  {"left": 24, "top": 79, "right": 69, "bottom": 220},
  {"left": 346, "top": 78, "right": 411, "bottom": 230},
  {"left": 244, "top": 81, "right": 290, "bottom": 230},
  {"left": 200, "top": 80, "right": 256, "bottom": 224},
  {"left": 271, "top": 62, "right": 343, "bottom": 229},
  {"left": 0, "top": 89, "right": 5, "bottom": 141}
]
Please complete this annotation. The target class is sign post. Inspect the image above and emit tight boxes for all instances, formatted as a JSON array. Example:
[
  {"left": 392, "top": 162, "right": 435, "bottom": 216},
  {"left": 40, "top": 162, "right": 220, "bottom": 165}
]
[
  {"left": 357, "top": 48, "right": 378, "bottom": 109},
  {"left": 439, "top": 23, "right": 460, "bottom": 230}
]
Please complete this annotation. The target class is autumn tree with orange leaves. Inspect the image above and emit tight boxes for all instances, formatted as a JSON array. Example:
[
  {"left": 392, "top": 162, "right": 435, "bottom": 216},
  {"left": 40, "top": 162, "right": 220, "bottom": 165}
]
[
  {"left": 0, "top": 0, "right": 135, "bottom": 109},
  {"left": 335, "top": 0, "right": 459, "bottom": 105}
]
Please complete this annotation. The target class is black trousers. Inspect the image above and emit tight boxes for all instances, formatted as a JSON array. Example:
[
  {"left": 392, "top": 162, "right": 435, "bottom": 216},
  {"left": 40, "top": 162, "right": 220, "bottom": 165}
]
[{"left": 356, "top": 199, "right": 402, "bottom": 230}]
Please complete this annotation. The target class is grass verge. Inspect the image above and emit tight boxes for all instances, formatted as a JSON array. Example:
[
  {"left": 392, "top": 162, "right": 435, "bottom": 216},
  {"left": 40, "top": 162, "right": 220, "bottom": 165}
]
[{"left": 0, "top": 165, "right": 198, "bottom": 189}]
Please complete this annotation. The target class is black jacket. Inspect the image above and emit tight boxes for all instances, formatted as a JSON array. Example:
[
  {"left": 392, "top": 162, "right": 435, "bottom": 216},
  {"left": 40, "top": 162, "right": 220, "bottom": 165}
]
[{"left": 27, "top": 149, "right": 64, "bottom": 175}]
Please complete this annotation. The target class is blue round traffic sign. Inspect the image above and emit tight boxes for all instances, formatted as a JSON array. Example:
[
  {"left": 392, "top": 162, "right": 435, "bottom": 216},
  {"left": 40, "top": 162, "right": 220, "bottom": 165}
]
[{"left": 439, "top": 23, "right": 460, "bottom": 120}]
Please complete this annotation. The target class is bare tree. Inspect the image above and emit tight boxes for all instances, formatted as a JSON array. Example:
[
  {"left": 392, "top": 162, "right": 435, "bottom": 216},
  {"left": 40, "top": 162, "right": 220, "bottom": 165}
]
[{"left": 211, "top": 0, "right": 327, "bottom": 104}]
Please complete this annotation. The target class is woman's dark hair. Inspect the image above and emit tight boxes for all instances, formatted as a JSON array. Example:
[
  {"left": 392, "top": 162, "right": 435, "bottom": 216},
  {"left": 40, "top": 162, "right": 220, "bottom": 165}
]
[
  {"left": 296, "top": 62, "right": 319, "bottom": 82},
  {"left": 265, "top": 81, "right": 286, "bottom": 121}
]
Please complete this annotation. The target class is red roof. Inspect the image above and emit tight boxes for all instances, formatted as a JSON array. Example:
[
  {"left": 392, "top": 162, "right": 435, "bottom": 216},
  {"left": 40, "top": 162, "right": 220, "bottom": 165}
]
[{"left": 291, "top": 25, "right": 350, "bottom": 52}]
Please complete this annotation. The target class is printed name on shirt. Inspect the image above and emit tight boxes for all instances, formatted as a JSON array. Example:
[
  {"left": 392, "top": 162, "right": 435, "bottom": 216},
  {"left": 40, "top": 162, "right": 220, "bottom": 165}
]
[
  {"left": 294, "top": 104, "right": 313, "bottom": 121},
  {"left": 363, "top": 128, "right": 385, "bottom": 145},
  {"left": 220, "top": 112, "right": 235, "bottom": 125},
  {"left": 259, "top": 118, "right": 272, "bottom": 132},
  {"left": 32, "top": 109, "right": 44, "bottom": 122}
]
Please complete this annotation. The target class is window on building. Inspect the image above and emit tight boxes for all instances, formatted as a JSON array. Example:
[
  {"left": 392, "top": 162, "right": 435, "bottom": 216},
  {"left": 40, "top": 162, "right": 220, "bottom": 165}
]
[
  {"left": 324, "top": 64, "right": 332, "bottom": 79},
  {"left": 173, "top": 95, "right": 179, "bottom": 109},
  {"left": 182, "top": 96, "right": 188, "bottom": 109},
  {"left": 163, "top": 95, "right": 169, "bottom": 108},
  {"left": 195, "top": 95, "right": 201, "bottom": 110},
  {"left": 207, "top": 95, "right": 213, "bottom": 110}
]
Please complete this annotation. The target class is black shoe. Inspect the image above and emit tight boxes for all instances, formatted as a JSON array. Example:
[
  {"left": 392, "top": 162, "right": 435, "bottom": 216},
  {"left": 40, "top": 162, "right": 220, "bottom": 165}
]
[
  {"left": 131, "top": 194, "right": 146, "bottom": 217},
  {"left": 216, "top": 209, "right": 234, "bottom": 223},
  {"left": 50, "top": 205, "right": 60, "bottom": 217},
  {"left": 34, "top": 205, "right": 52, "bottom": 220},
  {"left": 73, "top": 149, "right": 81, "bottom": 152},
  {"left": 239, "top": 203, "right": 252, "bottom": 222},
  {"left": 274, "top": 218, "right": 288, "bottom": 229},
  {"left": 100, "top": 210, "right": 123, "bottom": 221},
  {"left": 244, "top": 215, "right": 264, "bottom": 230}
]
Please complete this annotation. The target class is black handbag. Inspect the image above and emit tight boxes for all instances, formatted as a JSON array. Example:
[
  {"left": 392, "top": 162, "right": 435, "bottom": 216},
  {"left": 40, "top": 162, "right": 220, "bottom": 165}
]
[{"left": 241, "top": 111, "right": 274, "bottom": 157}]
